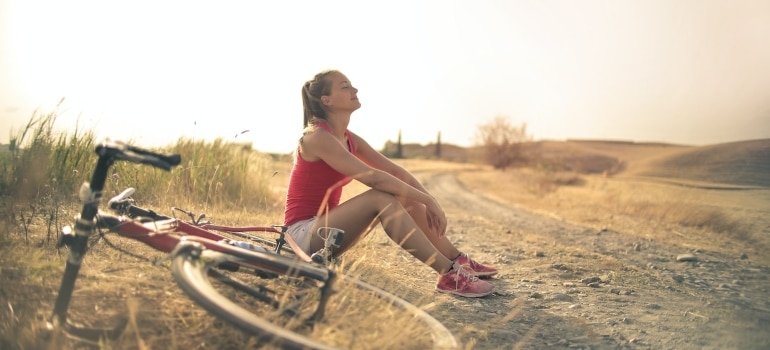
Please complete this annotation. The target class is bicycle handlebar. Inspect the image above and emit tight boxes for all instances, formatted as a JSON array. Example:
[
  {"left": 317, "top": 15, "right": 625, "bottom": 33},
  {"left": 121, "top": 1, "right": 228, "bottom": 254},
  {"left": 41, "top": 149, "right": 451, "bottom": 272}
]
[{"left": 96, "top": 140, "right": 181, "bottom": 171}]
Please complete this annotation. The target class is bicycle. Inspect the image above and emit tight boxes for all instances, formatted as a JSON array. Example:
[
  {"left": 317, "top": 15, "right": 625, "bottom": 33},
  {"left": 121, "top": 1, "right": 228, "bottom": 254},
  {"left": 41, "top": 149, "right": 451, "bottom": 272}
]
[{"left": 47, "top": 139, "right": 458, "bottom": 349}]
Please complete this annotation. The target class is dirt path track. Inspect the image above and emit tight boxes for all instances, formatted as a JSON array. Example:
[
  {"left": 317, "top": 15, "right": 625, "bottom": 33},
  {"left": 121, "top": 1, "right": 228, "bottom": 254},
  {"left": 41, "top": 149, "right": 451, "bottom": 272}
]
[{"left": 410, "top": 171, "right": 770, "bottom": 349}]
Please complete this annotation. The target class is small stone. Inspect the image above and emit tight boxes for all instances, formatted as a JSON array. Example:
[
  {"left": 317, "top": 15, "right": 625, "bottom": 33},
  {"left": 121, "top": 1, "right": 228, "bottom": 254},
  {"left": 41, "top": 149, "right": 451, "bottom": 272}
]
[
  {"left": 581, "top": 277, "right": 601, "bottom": 284},
  {"left": 588, "top": 282, "right": 601, "bottom": 288},
  {"left": 548, "top": 293, "right": 574, "bottom": 302},
  {"left": 672, "top": 274, "right": 685, "bottom": 283},
  {"left": 676, "top": 253, "right": 698, "bottom": 262},
  {"left": 535, "top": 251, "right": 545, "bottom": 257},
  {"left": 609, "top": 288, "right": 621, "bottom": 294},
  {"left": 563, "top": 282, "right": 576, "bottom": 288},
  {"left": 552, "top": 263, "right": 569, "bottom": 270},
  {"left": 740, "top": 253, "right": 749, "bottom": 259}
]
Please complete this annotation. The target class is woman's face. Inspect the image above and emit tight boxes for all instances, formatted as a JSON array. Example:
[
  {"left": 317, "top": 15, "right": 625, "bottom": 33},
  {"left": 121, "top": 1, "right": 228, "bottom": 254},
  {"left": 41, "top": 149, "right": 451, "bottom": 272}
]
[{"left": 322, "top": 72, "right": 361, "bottom": 112}]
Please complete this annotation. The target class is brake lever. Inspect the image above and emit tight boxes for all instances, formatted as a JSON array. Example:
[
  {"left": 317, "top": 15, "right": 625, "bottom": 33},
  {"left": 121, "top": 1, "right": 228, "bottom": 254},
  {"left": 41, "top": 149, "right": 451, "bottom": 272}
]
[{"left": 107, "top": 188, "right": 136, "bottom": 213}]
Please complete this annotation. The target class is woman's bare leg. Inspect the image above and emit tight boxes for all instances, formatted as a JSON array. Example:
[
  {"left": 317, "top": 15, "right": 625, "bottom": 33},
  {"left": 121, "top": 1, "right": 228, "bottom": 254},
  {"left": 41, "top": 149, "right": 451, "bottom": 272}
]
[
  {"left": 400, "top": 198, "right": 462, "bottom": 260},
  {"left": 309, "top": 189, "right": 453, "bottom": 273}
]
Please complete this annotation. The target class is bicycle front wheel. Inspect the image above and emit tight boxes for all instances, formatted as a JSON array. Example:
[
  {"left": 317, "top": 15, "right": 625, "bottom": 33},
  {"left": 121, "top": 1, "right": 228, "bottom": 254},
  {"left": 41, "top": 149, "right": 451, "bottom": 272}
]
[{"left": 169, "top": 241, "right": 457, "bottom": 350}]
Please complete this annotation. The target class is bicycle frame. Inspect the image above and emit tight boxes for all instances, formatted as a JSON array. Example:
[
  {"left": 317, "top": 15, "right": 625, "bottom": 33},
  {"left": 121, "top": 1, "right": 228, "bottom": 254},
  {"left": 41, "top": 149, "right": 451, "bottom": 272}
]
[
  {"left": 108, "top": 188, "right": 304, "bottom": 259},
  {"left": 48, "top": 140, "right": 335, "bottom": 342}
]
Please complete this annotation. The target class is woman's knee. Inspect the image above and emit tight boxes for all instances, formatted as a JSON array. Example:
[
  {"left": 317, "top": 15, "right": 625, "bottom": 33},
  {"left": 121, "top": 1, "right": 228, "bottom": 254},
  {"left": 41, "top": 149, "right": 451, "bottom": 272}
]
[{"left": 361, "top": 189, "right": 400, "bottom": 207}]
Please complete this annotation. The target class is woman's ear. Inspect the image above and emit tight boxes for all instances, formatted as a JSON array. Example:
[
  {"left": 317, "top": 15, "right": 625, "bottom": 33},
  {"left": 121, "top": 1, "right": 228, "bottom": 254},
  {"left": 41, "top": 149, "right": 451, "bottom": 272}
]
[{"left": 321, "top": 96, "right": 331, "bottom": 106}]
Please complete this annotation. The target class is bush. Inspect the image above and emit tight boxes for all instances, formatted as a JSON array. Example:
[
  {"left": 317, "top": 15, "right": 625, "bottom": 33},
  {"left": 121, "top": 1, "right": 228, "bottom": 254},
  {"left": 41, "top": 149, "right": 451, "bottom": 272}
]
[{"left": 475, "top": 115, "right": 531, "bottom": 170}]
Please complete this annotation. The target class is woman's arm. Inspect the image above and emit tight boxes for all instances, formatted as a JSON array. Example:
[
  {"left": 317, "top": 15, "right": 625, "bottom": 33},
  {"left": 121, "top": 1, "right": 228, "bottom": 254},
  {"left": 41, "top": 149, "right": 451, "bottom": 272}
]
[
  {"left": 347, "top": 131, "right": 447, "bottom": 237},
  {"left": 300, "top": 129, "right": 446, "bottom": 235},
  {"left": 348, "top": 131, "right": 430, "bottom": 194},
  {"left": 300, "top": 129, "right": 425, "bottom": 201}
]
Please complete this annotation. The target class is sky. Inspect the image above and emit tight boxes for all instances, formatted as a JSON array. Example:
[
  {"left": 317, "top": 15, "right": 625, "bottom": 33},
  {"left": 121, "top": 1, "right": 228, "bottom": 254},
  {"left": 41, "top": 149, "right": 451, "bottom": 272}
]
[{"left": 2, "top": 0, "right": 769, "bottom": 154}]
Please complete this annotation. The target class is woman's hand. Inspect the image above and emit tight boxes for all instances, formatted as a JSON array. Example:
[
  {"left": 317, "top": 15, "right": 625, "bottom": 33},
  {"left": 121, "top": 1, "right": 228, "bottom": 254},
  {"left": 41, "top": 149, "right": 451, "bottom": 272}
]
[{"left": 425, "top": 197, "right": 447, "bottom": 238}]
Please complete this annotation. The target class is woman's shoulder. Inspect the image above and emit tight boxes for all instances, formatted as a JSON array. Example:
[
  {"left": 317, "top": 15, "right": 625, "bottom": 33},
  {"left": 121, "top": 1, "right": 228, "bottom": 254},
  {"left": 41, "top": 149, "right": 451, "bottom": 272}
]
[
  {"left": 299, "top": 125, "right": 337, "bottom": 159},
  {"left": 302, "top": 124, "right": 331, "bottom": 141}
]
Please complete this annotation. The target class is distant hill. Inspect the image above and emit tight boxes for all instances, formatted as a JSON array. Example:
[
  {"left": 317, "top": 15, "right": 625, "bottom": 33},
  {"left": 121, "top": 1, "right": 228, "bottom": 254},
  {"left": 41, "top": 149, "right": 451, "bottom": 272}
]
[
  {"left": 383, "top": 138, "right": 770, "bottom": 188},
  {"left": 630, "top": 139, "right": 770, "bottom": 188}
]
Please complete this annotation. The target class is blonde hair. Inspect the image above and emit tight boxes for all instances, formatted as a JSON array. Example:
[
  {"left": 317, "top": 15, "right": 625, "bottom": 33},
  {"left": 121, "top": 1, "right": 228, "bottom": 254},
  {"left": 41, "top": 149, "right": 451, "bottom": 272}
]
[{"left": 301, "top": 69, "right": 339, "bottom": 129}]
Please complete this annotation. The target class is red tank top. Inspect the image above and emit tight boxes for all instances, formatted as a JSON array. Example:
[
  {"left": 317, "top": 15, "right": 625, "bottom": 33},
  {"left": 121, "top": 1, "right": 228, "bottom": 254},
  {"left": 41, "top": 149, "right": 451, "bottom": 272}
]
[{"left": 284, "top": 122, "right": 355, "bottom": 226}]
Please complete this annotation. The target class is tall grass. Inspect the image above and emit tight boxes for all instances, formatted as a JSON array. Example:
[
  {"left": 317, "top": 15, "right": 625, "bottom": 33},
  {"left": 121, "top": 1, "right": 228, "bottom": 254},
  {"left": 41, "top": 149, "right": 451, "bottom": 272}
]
[
  {"left": 0, "top": 108, "right": 96, "bottom": 242},
  {"left": 159, "top": 137, "right": 274, "bottom": 211},
  {"left": 0, "top": 110, "right": 444, "bottom": 350},
  {"left": 0, "top": 109, "right": 286, "bottom": 348},
  {"left": 0, "top": 110, "right": 278, "bottom": 242}
]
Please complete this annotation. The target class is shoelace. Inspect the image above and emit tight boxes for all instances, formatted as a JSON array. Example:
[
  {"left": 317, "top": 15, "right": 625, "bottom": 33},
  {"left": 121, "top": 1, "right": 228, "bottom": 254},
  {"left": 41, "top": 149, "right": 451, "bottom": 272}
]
[
  {"left": 465, "top": 257, "right": 481, "bottom": 269},
  {"left": 450, "top": 263, "right": 480, "bottom": 285}
]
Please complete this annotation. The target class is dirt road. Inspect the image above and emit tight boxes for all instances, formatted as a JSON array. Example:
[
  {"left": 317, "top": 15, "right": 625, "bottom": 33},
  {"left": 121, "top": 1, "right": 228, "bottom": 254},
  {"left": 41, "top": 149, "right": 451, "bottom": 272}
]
[{"left": 391, "top": 171, "right": 770, "bottom": 349}]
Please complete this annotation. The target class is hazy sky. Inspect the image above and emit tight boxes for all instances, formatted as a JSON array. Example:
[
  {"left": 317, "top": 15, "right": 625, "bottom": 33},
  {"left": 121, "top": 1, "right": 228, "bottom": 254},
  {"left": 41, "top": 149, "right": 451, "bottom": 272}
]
[{"left": 2, "top": 0, "right": 769, "bottom": 153}]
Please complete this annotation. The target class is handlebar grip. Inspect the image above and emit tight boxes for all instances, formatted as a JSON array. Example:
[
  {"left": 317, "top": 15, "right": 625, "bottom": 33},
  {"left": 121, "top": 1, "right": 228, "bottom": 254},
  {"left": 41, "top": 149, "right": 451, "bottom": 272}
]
[
  {"left": 96, "top": 140, "right": 182, "bottom": 170},
  {"left": 125, "top": 143, "right": 182, "bottom": 167}
]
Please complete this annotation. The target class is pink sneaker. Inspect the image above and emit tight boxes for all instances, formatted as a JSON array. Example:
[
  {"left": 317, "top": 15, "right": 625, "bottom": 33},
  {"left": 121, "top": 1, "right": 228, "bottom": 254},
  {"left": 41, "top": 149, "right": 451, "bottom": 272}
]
[
  {"left": 456, "top": 253, "right": 498, "bottom": 278},
  {"left": 436, "top": 263, "right": 495, "bottom": 297}
]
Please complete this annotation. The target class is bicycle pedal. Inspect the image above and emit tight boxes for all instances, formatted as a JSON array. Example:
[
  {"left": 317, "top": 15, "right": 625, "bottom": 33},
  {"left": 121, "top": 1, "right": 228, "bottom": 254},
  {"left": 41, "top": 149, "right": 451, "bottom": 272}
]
[
  {"left": 317, "top": 227, "right": 344, "bottom": 248},
  {"left": 310, "top": 250, "right": 326, "bottom": 265}
]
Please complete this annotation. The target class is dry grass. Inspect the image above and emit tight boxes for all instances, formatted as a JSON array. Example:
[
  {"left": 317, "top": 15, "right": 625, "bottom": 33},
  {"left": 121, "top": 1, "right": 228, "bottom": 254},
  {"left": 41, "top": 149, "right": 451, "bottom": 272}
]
[
  {"left": 2, "top": 112, "right": 767, "bottom": 349},
  {"left": 457, "top": 159, "right": 770, "bottom": 265},
  {"left": 0, "top": 201, "right": 441, "bottom": 349}
]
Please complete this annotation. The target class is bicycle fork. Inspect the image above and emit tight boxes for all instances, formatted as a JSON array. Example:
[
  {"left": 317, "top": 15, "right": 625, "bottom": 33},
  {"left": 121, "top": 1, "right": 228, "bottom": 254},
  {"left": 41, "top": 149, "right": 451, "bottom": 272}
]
[
  {"left": 49, "top": 217, "right": 93, "bottom": 326},
  {"left": 48, "top": 157, "right": 128, "bottom": 341},
  {"left": 49, "top": 217, "right": 128, "bottom": 341}
]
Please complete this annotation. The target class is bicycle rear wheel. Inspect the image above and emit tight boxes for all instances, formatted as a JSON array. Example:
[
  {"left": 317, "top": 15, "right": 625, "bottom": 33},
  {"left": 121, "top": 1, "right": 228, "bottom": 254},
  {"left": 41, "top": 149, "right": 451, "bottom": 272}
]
[{"left": 169, "top": 241, "right": 457, "bottom": 350}]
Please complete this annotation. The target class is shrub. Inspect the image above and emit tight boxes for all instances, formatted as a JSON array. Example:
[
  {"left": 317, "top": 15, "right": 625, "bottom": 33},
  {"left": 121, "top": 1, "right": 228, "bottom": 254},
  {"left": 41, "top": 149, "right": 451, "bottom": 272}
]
[{"left": 475, "top": 115, "right": 531, "bottom": 170}]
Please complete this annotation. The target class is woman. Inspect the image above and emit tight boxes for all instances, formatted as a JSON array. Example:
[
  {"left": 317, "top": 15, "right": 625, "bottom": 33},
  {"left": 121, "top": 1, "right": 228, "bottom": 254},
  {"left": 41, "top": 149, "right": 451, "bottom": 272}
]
[{"left": 284, "top": 69, "right": 497, "bottom": 298}]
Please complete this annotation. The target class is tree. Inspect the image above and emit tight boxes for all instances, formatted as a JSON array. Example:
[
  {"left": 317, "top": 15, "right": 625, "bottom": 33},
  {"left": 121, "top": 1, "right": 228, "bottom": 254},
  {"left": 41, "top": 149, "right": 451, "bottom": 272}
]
[
  {"left": 396, "top": 129, "right": 403, "bottom": 158},
  {"left": 475, "top": 115, "right": 530, "bottom": 170},
  {"left": 435, "top": 131, "right": 442, "bottom": 159}
]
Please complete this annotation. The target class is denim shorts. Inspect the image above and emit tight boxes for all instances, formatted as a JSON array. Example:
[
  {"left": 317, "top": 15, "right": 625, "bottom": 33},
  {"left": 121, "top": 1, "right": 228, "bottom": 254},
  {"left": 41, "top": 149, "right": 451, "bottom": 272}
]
[{"left": 286, "top": 217, "right": 317, "bottom": 255}]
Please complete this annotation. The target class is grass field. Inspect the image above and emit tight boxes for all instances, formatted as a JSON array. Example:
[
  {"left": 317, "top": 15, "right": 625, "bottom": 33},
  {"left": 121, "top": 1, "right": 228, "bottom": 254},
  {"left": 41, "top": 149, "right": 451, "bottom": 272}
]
[{"left": 1, "top": 113, "right": 768, "bottom": 348}]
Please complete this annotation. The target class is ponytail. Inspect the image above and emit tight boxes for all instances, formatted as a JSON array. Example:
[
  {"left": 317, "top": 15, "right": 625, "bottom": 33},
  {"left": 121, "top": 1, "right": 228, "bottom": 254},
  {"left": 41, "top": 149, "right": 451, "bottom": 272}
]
[
  {"left": 301, "top": 81, "right": 316, "bottom": 128},
  {"left": 301, "top": 69, "right": 338, "bottom": 129}
]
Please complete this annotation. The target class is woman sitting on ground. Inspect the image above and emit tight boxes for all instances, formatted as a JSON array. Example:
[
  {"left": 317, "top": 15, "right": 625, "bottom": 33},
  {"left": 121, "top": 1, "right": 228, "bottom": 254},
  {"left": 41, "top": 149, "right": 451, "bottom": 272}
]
[{"left": 283, "top": 69, "right": 498, "bottom": 298}]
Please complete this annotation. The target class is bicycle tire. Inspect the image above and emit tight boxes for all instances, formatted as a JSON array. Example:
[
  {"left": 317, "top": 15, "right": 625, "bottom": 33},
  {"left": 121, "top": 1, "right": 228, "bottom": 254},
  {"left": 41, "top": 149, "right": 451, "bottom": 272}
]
[{"left": 169, "top": 242, "right": 458, "bottom": 350}]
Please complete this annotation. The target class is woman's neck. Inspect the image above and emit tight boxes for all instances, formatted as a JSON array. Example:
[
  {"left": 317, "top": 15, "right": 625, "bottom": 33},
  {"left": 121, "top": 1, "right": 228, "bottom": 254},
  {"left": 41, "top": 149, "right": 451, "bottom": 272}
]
[{"left": 323, "top": 111, "right": 351, "bottom": 136}]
